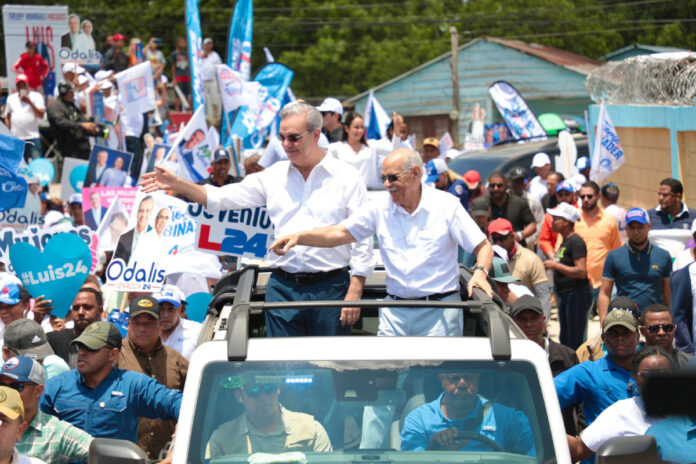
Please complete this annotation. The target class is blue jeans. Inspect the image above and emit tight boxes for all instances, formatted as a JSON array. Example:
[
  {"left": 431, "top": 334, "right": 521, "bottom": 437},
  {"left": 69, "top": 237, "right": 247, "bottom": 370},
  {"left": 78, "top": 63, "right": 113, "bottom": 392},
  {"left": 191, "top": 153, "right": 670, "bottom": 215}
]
[
  {"left": 558, "top": 286, "right": 592, "bottom": 350},
  {"left": 265, "top": 270, "right": 351, "bottom": 337}
]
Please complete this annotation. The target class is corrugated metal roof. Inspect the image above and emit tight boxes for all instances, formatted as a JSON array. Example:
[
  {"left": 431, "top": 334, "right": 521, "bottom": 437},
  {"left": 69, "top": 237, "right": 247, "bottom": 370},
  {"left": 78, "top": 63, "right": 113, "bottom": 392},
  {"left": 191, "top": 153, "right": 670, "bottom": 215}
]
[
  {"left": 600, "top": 44, "right": 688, "bottom": 61},
  {"left": 486, "top": 37, "right": 601, "bottom": 74}
]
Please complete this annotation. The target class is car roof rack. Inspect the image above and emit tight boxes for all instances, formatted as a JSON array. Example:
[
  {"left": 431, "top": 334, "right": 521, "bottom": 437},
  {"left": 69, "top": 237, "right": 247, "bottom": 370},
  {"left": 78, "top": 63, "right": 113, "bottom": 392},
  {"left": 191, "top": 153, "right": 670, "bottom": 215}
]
[{"left": 221, "top": 266, "right": 511, "bottom": 362}]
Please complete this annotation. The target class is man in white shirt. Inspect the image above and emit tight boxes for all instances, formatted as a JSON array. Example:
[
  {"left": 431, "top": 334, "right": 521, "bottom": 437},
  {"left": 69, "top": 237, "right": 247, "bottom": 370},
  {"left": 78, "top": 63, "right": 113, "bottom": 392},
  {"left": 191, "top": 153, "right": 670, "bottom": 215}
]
[
  {"left": 3, "top": 74, "right": 45, "bottom": 163},
  {"left": 270, "top": 148, "right": 494, "bottom": 336},
  {"left": 141, "top": 102, "right": 374, "bottom": 337},
  {"left": 201, "top": 38, "right": 222, "bottom": 126},
  {"left": 528, "top": 152, "right": 552, "bottom": 203},
  {"left": 154, "top": 285, "right": 201, "bottom": 361}
]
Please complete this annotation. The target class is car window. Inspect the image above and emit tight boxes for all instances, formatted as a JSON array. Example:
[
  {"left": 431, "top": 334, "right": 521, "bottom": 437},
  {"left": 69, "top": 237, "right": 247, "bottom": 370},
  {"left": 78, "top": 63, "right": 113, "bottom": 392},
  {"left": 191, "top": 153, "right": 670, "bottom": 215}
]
[
  {"left": 448, "top": 157, "right": 506, "bottom": 183},
  {"left": 188, "top": 360, "right": 555, "bottom": 463}
]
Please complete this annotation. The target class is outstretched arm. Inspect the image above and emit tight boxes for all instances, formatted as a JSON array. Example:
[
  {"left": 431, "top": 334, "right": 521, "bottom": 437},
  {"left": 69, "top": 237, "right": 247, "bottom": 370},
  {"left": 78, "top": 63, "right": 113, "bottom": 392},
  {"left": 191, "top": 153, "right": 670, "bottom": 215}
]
[
  {"left": 140, "top": 165, "right": 207, "bottom": 205},
  {"left": 270, "top": 225, "right": 357, "bottom": 255}
]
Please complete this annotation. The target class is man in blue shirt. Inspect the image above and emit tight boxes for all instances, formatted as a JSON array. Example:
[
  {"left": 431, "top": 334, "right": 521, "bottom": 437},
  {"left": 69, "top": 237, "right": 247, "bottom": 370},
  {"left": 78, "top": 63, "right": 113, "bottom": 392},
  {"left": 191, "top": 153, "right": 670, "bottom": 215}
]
[
  {"left": 40, "top": 321, "right": 182, "bottom": 443},
  {"left": 554, "top": 310, "right": 638, "bottom": 426},
  {"left": 648, "top": 178, "right": 696, "bottom": 230},
  {"left": 597, "top": 207, "right": 672, "bottom": 323},
  {"left": 400, "top": 372, "right": 535, "bottom": 455}
]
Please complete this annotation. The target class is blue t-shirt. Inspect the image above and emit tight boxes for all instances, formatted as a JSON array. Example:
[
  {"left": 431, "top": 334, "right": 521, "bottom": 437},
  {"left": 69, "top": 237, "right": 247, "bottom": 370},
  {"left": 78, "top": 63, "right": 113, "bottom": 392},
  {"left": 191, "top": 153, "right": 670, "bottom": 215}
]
[
  {"left": 40, "top": 367, "right": 182, "bottom": 443},
  {"left": 602, "top": 243, "right": 672, "bottom": 313},
  {"left": 646, "top": 415, "right": 696, "bottom": 463},
  {"left": 554, "top": 356, "right": 637, "bottom": 425},
  {"left": 447, "top": 180, "right": 471, "bottom": 212},
  {"left": 400, "top": 393, "right": 535, "bottom": 456}
]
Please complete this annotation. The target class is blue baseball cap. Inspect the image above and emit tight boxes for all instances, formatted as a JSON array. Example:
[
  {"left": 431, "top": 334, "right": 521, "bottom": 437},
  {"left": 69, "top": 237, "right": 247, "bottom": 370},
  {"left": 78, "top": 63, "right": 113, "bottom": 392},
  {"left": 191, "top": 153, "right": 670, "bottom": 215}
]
[
  {"left": 154, "top": 284, "right": 181, "bottom": 308},
  {"left": 425, "top": 159, "right": 447, "bottom": 183},
  {"left": 576, "top": 157, "right": 591, "bottom": 170},
  {"left": 0, "top": 356, "right": 45, "bottom": 385},
  {"left": 556, "top": 180, "right": 574, "bottom": 194},
  {"left": 626, "top": 207, "right": 650, "bottom": 225},
  {"left": 0, "top": 274, "right": 21, "bottom": 306}
]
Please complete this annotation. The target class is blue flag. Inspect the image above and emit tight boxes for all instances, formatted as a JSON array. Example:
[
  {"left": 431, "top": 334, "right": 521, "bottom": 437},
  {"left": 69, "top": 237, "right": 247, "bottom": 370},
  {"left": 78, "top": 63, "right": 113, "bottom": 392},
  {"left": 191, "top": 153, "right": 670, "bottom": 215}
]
[
  {"left": 227, "top": 0, "right": 253, "bottom": 81},
  {"left": 227, "top": 63, "right": 294, "bottom": 150},
  {"left": 0, "top": 133, "right": 25, "bottom": 173},
  {"left": 0, "top": 164, "right": 27, "bottom": 211},
  {"left": 364, "top": 91, "right": 391, "bottom": 140},
  {"left": 186, "top": 0, "right": 205, "bottom": 112}
]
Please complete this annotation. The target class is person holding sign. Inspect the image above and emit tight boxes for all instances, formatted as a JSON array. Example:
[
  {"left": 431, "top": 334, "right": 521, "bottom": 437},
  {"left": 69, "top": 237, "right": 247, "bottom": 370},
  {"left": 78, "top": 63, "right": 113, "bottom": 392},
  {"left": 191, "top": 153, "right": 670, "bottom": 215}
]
[{"left": 141, "top": 102, "right": 373, "bottom": 337}]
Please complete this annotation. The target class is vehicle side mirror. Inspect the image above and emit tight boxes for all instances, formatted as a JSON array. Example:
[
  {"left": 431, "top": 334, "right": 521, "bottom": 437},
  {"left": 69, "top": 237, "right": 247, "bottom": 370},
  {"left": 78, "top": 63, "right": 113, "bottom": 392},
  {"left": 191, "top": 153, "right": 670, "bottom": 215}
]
[
  {"left": 596, "top": 435, "right": 660, "bottom": 464},
  {"left": 88, "top": 438, "right": 147, "bottom": 464}
]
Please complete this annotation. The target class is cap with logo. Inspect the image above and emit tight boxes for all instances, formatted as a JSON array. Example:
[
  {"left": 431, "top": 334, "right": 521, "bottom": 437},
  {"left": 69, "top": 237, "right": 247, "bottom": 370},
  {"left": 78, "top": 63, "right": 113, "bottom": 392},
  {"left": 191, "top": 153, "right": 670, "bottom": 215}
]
[
  {"left": 315, "top": 98, "right": 343, "bottom": 116},
  {"left": 154, "top": 284, "right": 181, "bottom": 309},
  {"left": 490, "top": 257, "right": 521, "bottom": 284},
  {"left": 608, "top": 296, "right": 639, "bottom": 317},
  {"left": 576, "top": 157, "right": 591, "bottom": 171},
  {"left": 488, "top": 218, "right": 514, "bottom": 237},
  {"left": 463, "top": 170, "right": 481, "bottom": 189},
  {"left": 71, "top": 321, "right": 122, "bottom": 351},
  {"left": 469, "top": 197, "right": 490, "bottom": 217},
  {"left": 510, "top": 295, "right": 544, "bottom": 318},
  {"left": 68, "top": 193, "right": 82, "bottom": 206},
  {"left": 556, "top": 180, "right": 575, "bottom": 194},
  {"left": 4, "top": 319, "right": 54, "bottom": 360},
  {"left": 625, "top": 207, "right": 650, "bottom": 225},
  {"left": 0, "top": 356, "right": 45, "bottom": 385},
  {"left": 0, "top": 386, "right": 24, "bottom": 421},
  {"left": 0, "top": 273, "right": 22, "bottom": 306},
  {"left": 425, "top": 159, "right": 447, "bottom": 183},
  {"left": 212, "top": 148, "right": 231, "bottom": 163},
  {"left": 422, "top": 137, "right": 439, "bottom": 149},
  {"left": 508, "top": 166, "right": 528, "bottom": 181},
  {"left": 130, "top": 295, "right": 160, "bottom": 320},
  {"left": 603, "top": 309, "right": 637, "bottom": 334},
  {"left": 547, "top": 202, "right": 581, "bottom": 223},
  {"left": 531, "top": 152, "right": 551, "bottom": 168}
]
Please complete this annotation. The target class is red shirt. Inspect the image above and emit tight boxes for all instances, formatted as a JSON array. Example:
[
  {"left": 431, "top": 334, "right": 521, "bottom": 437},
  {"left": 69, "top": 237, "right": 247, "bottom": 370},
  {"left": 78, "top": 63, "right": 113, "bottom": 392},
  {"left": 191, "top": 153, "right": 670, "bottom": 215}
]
[{"left": 13, "top": 53, "right": 48, "bottom": 89}]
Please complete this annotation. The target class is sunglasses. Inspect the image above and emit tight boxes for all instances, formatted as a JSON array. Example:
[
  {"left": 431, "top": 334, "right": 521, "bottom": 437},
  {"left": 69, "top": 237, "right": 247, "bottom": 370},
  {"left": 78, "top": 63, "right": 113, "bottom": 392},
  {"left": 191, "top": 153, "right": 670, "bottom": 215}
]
[
  {"left": 441, "top": 373, "right": 478, "bottom": 384},
  {"left": 277, "top": 132, "right": 308, "bottom": 143},
  {"left": 491, "top": 233, "right": 510, "bottom": 243},
  {"left": 75, "top": 342, "right": 101, "bottom": 353},
  {"left": 244, "top": 383, "right": 278, "bottom": 398},
  {"left": 579, "top": 194, "right": 595, "bottom": 199},
  {"left": 380, "top": 171, "right": 410, "bottom": 183},
  {"left": 488, "top": 183, "right": 505, "bottom": 188},
  {"left": 642, "top": 323, "right": 676, "bottom": 334},
  {"left": 3, "top": 382, "right": 27, "bottom": 393}
]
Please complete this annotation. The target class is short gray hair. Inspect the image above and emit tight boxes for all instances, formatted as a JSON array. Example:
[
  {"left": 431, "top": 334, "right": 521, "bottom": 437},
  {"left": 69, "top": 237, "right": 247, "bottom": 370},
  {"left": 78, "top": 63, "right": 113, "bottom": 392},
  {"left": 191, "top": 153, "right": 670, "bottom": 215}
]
[
  {"left": 279, "top": 102, "right": 322, "bottom": 132},
  {"left": 401, "top": 149, "right": 424, "bottom": 171}
]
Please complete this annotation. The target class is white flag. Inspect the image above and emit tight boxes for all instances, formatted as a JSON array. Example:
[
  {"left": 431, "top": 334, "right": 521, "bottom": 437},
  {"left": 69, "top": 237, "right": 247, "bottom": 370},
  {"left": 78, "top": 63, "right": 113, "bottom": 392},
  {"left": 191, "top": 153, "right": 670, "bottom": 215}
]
[
  {"left": 166, "top": 106, "right": 212, "bottom": 183},
  {"left": 115, "top": 61, "right": 157, "bottom": 115},
  {"left": 439, "top": 132, "right": 454, "bottom": 155},
  {"left": 590, "top": 103, "right": 625, "bottom": 183},
  {"left": 216, "top": 64, "right": 261, "bottom": 115},
  {"left": 364, "top": 91, "right": 391, "bottom": 140}
]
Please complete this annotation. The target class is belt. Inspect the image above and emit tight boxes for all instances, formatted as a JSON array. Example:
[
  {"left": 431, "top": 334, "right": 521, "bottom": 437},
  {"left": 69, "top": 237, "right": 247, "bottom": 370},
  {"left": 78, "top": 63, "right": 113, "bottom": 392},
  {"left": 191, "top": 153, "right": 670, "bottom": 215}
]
[
  {"left": 272, "top": 267, "right": 349, "bottom": 286},
  {"left": 389, "top": 290, "right": 459, "bottom": 301}
]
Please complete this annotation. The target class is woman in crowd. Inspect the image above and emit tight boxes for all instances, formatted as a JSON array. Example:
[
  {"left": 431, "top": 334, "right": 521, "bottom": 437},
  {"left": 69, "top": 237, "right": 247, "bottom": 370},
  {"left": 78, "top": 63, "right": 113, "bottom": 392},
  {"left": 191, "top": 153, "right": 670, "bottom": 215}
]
[{"left": 327, "top": 111, "right": 381, "bottom": 188}]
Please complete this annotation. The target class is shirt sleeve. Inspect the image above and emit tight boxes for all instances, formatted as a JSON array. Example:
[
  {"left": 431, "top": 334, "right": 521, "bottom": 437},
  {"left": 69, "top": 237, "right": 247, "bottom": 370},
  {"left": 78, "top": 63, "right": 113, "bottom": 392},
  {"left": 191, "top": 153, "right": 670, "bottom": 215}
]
[
  {"left": 603, "top": 250, "right": 617, "bottom": 280},
  {"left": 312, "top": 420, "right": 333, "bottom": 451},
  {"left": 58, "top": 420, "right": 93, "bottom": 462},
  {"left": 580, "top": 400, "right": 622, "bottom": 451},
  {"left": 400, "top": 409, "right": 429, "bottom": 451},
  {"left": 133, "top": 373, "right": 182, "bottom": 421},
  {"left": 554, "top": 363, "right": 589, "bottom": 409},
  {"left": 204, "top": 170, "right": 267, "bottom": 212},
  {"left": 31, "top": 92, "right": 45, "bottom": 110},
  {"left": 570, "top": 235, "right": 588, "bottom": 261},
  {"left": 341, "top": 201, "right": 378, "bottom": 243},
  {"left": 449, "top": 199, "right": 487, "bottom": 253},
  {"left": 343, "top": 176, "right": 375, "bottom": 277},
  {"left": 539, "top": 215, "right": 555, "bottom": 256},
  {"left": 518, "top": 199, "right": 535, "bottom": 228}
]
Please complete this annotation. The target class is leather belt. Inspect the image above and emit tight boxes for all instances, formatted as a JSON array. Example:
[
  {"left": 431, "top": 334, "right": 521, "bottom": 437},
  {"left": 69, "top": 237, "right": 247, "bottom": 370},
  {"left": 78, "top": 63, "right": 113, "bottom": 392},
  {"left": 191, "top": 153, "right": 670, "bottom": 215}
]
[
  {"left": 388, "top": 290, "right": 459, "bottom": 301},
  {"left": 272, "top": 267, "right": 349, "bottom": 286}
]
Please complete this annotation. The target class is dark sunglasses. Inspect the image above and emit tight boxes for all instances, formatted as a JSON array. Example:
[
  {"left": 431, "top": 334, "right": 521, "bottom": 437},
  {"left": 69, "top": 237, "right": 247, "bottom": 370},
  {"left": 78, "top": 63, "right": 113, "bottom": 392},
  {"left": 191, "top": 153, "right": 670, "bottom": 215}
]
[
  {"left": 3, "top": 382, "right": 27, "bottom": 393},
  {"left": 244, "top": 383, "right": 278, "bottom": 398},
  {"left": 579, "top": 194, "right": 595, "bottom": 199},
  {"left": 380, "top": 171, "right": 409, "bottom": 183},
  {"left": 488, "top": 183, "right": 505, "bottom": 188},
  {"left": 277, "top": 132, "right": 308, "bottom": 143},
  {"left": 75, "top": 342, "right": 101, "bottom": 353},
  {"left": 491, "top": 233, "right": 510, "bottom": 243},
  {"left": 441, "top": 373, "right": 478, "bottom": 384},
  {"left": 642, "top": 323, "right": 676, "bottom": 334}
]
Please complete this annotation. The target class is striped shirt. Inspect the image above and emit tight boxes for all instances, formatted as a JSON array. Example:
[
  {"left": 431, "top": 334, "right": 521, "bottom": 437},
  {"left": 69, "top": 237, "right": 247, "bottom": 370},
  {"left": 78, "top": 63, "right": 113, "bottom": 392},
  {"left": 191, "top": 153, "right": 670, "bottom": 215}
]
[{"left": 17, "top": 410, "right": 92, "bottom": 464}]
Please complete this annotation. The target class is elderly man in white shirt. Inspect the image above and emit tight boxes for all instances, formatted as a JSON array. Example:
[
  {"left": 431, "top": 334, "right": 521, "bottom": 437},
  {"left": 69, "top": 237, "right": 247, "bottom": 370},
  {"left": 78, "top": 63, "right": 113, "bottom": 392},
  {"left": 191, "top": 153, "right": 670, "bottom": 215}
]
[
  {"left": 270, "top": 148, "right": 494, "bottom": 336},
  {"left": 141, "top": 102, "right": 373, "bottom": 337}
]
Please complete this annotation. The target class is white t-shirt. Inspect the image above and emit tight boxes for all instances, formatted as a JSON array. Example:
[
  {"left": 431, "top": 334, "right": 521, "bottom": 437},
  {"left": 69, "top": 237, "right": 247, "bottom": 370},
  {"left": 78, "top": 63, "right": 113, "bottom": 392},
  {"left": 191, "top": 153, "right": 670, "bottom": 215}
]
[
  {"left": 580, "top": 397, "right": 660, "bottom": 452},
  {"left": 201, "top": 51, "right": 222, "bottom": 81},
  {"left": 4, "top": 91, "right": 45, "bottom": 139},
  {"left": 162, "top": 317, "right": 202, "bottom": 361}
]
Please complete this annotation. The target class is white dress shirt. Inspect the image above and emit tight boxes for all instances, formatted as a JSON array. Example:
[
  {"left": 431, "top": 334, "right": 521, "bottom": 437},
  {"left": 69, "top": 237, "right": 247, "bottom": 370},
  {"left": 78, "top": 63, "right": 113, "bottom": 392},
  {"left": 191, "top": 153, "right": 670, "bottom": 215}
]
[
  {"left": 343, "top": 186, "right": 486, "bottom": 298},
  {"left": 580, "top": 397, "right": 659, "bottom": 452},
  {"left": 205, "top": 155, "right": 374, "bottom": 276},
  {"left": 162, "top": 317, "right": 202, "bottom": 361},
  {"left": 327, "top": 141, "right": 381, "bottom": 188}
]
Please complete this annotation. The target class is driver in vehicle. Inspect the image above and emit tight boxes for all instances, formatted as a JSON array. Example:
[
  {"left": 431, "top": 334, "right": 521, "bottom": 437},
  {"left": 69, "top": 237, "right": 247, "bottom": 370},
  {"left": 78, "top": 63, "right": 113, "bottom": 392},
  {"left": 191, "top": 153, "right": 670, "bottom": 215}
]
[
  {"left": 400, "top": 372, "right": 535, "bottom": 455},
  {"left": 206, "top": 374, "right": 333, "bottom": 456}
]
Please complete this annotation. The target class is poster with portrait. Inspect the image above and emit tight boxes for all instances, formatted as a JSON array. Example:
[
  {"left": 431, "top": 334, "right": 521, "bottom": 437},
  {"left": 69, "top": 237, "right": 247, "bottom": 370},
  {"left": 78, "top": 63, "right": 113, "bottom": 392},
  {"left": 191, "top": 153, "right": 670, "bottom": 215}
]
[
  {"left": 165, "top": 106, "right": 212, "bottom": 183},
  {"left": 81, "top": 186, "right": 137, "bottom": 232},
  {"left": 57, "top": 12, "right": 100, "bottom": 67},
  {"left": 84, "top": 145, "right": 133, "bottom": 188},
  {"left": 146, "top": 144, "right": 172, "bottom": 173},
  {"left": 105, "top": 190, "right": 196, "bottom": 292}
]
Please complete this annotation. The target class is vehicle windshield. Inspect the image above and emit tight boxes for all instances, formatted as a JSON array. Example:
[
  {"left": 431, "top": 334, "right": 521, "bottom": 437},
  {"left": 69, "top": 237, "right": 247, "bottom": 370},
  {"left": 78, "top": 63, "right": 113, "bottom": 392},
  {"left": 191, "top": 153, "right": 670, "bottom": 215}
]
[
  {"left": 448, "top": 156, "right": 507, "bottom": 183},
  {"left": 188, "top": 360, "right": 555, "bottom": 463}
]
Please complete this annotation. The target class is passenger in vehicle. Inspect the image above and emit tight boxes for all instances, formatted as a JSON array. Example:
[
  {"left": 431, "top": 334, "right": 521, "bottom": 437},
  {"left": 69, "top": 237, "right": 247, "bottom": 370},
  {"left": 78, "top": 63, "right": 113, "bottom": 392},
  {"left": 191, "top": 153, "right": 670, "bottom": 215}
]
[
  {"left": 206, "top": 375, "right": 332, "bottom": 456},
  {"left": 400, "top": 372, "right": 535, "bottom": 455}
]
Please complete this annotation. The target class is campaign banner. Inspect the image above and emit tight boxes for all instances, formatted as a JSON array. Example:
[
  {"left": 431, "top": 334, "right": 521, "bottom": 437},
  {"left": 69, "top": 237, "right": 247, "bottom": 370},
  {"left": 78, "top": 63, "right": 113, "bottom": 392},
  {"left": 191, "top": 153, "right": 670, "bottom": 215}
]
[
  {"left": 57, "top": 13, "right": 100, "bottom": 67},
  {"left": 0, "top": 133, "right": 24, "bottom": 173},
  {"left": 364, "top": 90, "right": 391, "bottom": 140},
  {"left": 10, "top": 232, "right": 92, "bottom": 318},
  {"left": 146, "top": 144, "right": 172, "bottom": 173},
  {"left": 81, "top": 186, "right": 137, "bottom": 232},
  {"left": 166, "top": 106, "right": 211, "bottom": 183},
  {"left": 226, "top": 0, "right": 253, "bottom": 81},
  {"left": 488, "top": 81, "right": 547, "bottom": 141},
  {"left": 59, "top": 157, "right": 88, "bottom": 201},
  {"left": 217, "top": 64, "right": 260, "bottom": 115},
  {"left": 2, "top": 5, "right": 68, "bottom": 95},
  {"left": 0, "top": 224, "right": 99, "bottom": 275},
  {"left": 105, "top": 191, "right": 196, "bottom": 292},
  {"left": 228, "top": 63, "right": 294, "bottom": 150},
  {"left": 185, "top": 0, "right": 205, "bottom": 112},
  {"left": 590, "top": 103, "right": 625, "bottom": 184},
  {"left": 115, "top": 61, "right": 157, "bottom": 116},
  {"left": 188, "top": 203, "right": 274, "bottom": 259},
  {"left": 0, "top": 176, "right": 42, "bottom": 230},
  {"left": 0, "top": 166, "right": 27, "bottom": 212},
  {"left": 84, "top": 145, "right": 133, "bottom": 188}
]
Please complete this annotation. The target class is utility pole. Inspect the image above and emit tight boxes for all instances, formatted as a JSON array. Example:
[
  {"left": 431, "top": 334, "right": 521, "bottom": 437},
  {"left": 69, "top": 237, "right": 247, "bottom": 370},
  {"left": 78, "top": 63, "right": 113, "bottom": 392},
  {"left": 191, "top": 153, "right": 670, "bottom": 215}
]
[{"left": 449, "top": 26, "right": 460, "bottom": 147}]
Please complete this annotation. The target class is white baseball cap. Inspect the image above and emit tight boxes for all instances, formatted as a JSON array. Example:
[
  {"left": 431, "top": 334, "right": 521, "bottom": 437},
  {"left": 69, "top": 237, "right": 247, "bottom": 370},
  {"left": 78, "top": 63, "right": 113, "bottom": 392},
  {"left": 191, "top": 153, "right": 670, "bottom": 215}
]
[
  {"left": 94, "top": 70, "right": 114, "bottom": 81},
  {"left": 154, "top": 284, "right": 182, "bottom": 308},
  {"left": 531, "top": 152, "right": 551, "bottom": 168},
  {"left": 547, "top": 202, "right": 581, "bottom": 223},
  {"left": 99, "top": 80, "right": 114, "bottom": 91},
  {"left": 316, "top": 98, "right": 343, "bottom": 116},
  {"left": 61, "top": 62, "right": 85, "bottom": 74}
]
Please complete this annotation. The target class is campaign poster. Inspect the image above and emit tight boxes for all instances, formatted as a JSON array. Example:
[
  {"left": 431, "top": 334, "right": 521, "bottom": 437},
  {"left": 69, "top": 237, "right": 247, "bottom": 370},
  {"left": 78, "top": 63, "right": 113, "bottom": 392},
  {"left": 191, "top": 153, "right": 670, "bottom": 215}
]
[
  {"left": 146, "top": 144, "right": 172, "bottom": 173},
  {"left": 59, "top": 157, "right": 89, "bottom": 201},
  {"left": 57, "top": 12, "right": 100, "bottom": 68},
  {"left": 105, "top": 190, "right": 196, "bottom": 292},
  {"left": 2, "top": 5, "right": 68, "bottom": 95},
  {"left": 166, "top": 106, "right": 211, "bottom": 183},
  {"left": 83, "top": 145, "right": 133, "bottom": 188},
  {"left": 188, "top": 203, "right": 274, "bottom": 259},
  {"left": 81, "top": 186, "right": 137, "bottom": 232},
  {"left": 0, "top": 174, "right": 43, "bottom": 230}
]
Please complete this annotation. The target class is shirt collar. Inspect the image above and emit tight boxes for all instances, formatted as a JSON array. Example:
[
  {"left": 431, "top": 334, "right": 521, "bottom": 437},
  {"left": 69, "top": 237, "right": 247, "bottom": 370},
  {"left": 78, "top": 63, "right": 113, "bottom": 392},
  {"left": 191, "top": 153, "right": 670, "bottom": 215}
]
[
  {"left": 389, "top": 184, "right": 427, "bottom": 216},
  {"left": 627, "top": 241, "right": 652, "bottom": 255},
  {"left": 287, "top": 153, "right": 336, "bottom": 177},
  {"left": 655, "top": 203, "right": 689, "bottom": 218}
]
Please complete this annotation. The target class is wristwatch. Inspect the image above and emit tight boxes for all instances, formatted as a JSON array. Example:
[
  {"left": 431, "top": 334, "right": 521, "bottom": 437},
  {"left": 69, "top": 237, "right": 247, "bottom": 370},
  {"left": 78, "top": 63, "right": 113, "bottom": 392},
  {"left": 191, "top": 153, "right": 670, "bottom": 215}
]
[{"left": 473, "top": 265, "right": 489, "bottom": 276}]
